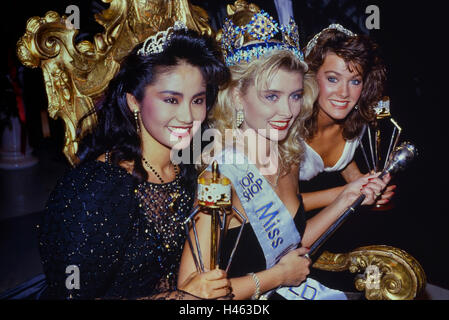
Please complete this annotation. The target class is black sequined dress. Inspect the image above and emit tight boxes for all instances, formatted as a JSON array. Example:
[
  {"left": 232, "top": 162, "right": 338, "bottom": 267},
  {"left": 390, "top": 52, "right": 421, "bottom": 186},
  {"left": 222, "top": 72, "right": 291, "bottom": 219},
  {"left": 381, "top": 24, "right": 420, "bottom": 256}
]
[{"left": 35, "top": 160, "right": 193, "bottom": 299}]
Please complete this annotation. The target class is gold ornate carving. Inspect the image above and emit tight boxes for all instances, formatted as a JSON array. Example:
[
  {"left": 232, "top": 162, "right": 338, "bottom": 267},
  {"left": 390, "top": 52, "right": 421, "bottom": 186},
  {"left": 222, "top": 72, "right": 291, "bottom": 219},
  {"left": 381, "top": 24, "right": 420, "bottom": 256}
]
[
  {"left": 311, "top": 251, "right": 350, "bottom": 272},
  {"left": 16, "top": 0, "right": 212, "bottom": 166},
  {"left": 313, "top": 245, "right": 426, "bottom": 300}
]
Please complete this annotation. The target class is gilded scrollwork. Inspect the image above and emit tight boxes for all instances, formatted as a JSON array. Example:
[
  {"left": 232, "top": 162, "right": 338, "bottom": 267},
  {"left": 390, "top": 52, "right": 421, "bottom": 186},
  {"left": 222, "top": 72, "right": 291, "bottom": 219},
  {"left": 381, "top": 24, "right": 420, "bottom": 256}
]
[
  {"left": 17, "top": 0, "right": 212, "bottom": 165},
  {"left": 312, "top": 251, "right": 350, "bottom": 272},
  {"left": 313, "top": 245, "right": 426, "bottom": 300}
]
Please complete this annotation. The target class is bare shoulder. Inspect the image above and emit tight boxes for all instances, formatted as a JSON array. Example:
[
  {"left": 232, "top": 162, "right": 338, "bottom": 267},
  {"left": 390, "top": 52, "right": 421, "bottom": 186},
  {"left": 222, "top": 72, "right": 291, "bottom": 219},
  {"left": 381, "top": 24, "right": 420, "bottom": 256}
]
[
  {"left": 280, "top": 164, "right": 299, "bottom": 182},
  {"left": 281, "top": 164, "right": 300, "bottom": 194}
]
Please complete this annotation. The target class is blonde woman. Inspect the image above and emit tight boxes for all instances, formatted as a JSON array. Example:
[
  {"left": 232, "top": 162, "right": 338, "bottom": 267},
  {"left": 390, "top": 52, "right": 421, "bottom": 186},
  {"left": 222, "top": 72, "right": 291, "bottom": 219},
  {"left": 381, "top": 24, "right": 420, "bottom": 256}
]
[{"left": 179, "top": 2, "right": 388, "bottom": 300}]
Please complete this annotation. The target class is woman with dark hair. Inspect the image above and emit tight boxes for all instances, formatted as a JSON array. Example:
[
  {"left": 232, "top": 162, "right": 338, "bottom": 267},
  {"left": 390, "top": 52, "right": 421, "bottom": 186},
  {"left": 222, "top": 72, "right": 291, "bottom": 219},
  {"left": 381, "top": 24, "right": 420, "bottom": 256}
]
[
  {"left": 299, "top": 24, "right": 395, "bottom": 211},
  {"left": 34, "top": 23, "right": 231, "bottom": 299}
]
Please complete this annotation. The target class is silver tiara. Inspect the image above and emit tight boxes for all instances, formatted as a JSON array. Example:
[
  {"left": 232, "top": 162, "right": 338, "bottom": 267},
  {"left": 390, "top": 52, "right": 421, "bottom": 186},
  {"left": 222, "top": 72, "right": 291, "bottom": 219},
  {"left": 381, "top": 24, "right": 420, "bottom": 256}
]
[
  {"left": 305, "top": 24, "right": 356, "bottom": 57},
  {"left": 137, "top": 21, "right": 188, "bottom": 56}
]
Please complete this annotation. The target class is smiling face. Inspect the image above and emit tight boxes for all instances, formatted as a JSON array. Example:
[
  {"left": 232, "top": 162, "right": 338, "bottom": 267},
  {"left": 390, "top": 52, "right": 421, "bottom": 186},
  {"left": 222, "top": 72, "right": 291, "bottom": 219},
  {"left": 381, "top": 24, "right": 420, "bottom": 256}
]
[
  {"left": 129, "top": 61, "right": 207, "bottom": 151},
  {"left": 316, "top": 53, "right": 363, "bottom": 121},
  {"left": 238, "top": 67, "right": 304, "bottom": 142}
]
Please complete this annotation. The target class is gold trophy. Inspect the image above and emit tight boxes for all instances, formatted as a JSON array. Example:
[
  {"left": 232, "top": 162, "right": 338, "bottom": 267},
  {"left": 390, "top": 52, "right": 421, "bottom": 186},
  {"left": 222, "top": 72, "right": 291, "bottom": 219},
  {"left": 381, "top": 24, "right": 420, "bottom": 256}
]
[
  {"left": 184, "top": 161, "right": 246, "bottom": 272},
  {"left": 359, "top": 97, "right": 402, "bottom": 210}
]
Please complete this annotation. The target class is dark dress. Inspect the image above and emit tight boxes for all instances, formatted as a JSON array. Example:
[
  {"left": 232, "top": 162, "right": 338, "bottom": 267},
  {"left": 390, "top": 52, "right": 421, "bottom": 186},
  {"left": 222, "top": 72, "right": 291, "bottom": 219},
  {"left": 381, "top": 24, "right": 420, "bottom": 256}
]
[
  {"left": 220, "top": 197, "right": 307, "bottom": 300},
  {"left": 219, "top": 195, "right": 362, "bottom": 300},
  {"left": 27, "top": 160, "right": 193, "bottom": 299}
]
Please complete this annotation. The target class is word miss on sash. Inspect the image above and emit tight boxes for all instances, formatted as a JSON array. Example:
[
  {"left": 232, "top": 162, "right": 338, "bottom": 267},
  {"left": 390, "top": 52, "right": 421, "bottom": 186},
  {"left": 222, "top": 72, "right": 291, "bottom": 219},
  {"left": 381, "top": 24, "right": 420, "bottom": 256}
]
[
  {"left": 255, "top": 202, "right": 284, "bottom": 249},
  {"left": 238, "top": 172, "right": 284, "bottom": 249}
]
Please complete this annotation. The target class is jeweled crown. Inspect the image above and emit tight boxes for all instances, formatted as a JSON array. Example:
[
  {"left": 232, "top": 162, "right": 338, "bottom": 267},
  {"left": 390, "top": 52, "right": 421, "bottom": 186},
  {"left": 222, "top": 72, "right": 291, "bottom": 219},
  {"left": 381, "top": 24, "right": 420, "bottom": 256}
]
[
  {"left": 138, "top": 21, "right": 188, "bottom": 56},
  {"left": 219, "top": 4, "right": 306, "bottom": 68}
]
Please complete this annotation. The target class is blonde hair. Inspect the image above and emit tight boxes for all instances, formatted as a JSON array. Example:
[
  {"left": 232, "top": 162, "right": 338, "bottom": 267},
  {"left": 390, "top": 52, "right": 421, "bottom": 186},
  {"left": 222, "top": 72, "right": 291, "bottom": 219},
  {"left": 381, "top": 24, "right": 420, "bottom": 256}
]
[{"left": 206, "top": 50, "right": 318, "bottom": 175}]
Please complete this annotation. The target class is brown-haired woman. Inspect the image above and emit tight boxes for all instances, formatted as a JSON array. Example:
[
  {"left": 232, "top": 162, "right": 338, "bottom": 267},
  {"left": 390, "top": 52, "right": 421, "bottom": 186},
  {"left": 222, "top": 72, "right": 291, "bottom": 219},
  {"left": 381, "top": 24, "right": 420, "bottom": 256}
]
[{"left": 300, "top": 24, "right": 396, "bottom": 211}]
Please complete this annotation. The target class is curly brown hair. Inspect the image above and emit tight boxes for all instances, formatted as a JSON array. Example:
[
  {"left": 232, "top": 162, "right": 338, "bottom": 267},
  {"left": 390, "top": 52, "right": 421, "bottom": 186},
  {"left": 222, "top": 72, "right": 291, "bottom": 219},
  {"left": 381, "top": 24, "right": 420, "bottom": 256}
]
[{"left": 303, "top": 29, "right": 386, "bottom": 140}]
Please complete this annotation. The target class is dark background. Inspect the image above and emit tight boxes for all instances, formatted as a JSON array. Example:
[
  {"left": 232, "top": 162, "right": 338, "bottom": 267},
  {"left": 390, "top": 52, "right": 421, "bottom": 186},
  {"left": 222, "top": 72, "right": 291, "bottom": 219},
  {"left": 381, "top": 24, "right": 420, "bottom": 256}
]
[{"left": 1, "top": 0, "right": 447, "bottom": 292}]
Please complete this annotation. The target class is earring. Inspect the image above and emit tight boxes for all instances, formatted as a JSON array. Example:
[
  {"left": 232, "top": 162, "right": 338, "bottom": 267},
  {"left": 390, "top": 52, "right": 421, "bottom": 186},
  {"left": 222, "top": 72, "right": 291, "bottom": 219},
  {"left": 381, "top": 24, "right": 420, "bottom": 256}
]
[
  {"left": 133, "top": 109, "right": 141, "bottom": 134},
  {"left": 354, "top": 105, "right": 359, "bottom": 111},
  {"left": 236, "top": 109, "right": 244, "bottom": 128}
]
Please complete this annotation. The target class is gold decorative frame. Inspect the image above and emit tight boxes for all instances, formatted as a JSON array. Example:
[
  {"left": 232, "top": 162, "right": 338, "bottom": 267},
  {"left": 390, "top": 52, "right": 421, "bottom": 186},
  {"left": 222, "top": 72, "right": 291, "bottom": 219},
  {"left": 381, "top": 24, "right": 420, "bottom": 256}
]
[
  {"left": 313, "top": 245, "right": 426, "bottom": 300},
  {"left": 17, "top": 0, "right": 426, "bottom": 299}
]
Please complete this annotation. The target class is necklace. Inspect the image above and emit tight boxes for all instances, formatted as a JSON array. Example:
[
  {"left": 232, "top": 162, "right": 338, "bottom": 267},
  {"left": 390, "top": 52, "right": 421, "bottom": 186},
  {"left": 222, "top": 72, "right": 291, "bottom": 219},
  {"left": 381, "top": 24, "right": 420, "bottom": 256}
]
[
  {"left": 142, "top": 157, "right": 180, "bottom": 184},
  {"left": 142, "top": 157, "right": 181, "bottom": 212}
]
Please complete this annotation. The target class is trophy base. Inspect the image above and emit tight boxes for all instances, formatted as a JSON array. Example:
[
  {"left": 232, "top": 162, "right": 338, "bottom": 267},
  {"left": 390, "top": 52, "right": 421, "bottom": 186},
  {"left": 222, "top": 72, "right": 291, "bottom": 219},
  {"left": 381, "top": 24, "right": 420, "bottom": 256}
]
[{"left": 371, "top": 201, "right": 395, "bottom": 212}]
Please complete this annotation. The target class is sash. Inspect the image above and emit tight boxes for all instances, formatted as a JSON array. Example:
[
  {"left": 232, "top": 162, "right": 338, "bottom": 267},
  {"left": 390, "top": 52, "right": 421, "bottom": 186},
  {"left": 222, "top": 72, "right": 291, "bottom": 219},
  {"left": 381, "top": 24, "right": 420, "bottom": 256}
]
[
  {"left": 206, "top": 148, "right": 347, "bottom": 300},
  {"left": 206, "top": 148, "right": 301, "bottom": 268},
  {"left": 276, "top": 278, "right": 347, "bottom": 300}
]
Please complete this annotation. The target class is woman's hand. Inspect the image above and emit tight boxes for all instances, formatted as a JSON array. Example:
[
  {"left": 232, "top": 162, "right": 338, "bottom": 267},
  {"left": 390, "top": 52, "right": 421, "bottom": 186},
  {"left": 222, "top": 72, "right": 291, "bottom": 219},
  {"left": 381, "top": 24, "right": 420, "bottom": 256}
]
[
  {"left": 178, "top": 268, "right": 231, "bottom": 299},
  {"left": 338, "top": 172, "right": 391, "bottom": 206},
  {"left": 273, "top": 247, "right": 311, "bottom": 287},
  {"left": 376, "top": 184, "right": 396, "bottom": 205}
]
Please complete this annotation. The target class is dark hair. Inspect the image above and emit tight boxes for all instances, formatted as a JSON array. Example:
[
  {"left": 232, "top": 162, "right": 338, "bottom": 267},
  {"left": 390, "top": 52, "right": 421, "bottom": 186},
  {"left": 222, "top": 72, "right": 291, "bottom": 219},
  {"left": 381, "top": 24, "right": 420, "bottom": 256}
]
[
  {"left": 304, "top": 29, "right": 386, "bottom": 140},
  {"left": 76, "top": 29, "right": 229, "bottom": 187}
]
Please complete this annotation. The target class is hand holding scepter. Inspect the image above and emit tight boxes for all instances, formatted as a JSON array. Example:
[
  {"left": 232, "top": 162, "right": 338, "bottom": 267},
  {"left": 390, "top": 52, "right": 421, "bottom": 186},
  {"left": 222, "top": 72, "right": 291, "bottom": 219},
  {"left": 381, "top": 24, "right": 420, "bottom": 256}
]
[
  {"left": 359, "top": 97, "right": 402, "bottom": 208},
  {"left": 306, "top": 141, "right": 418, "bottom": 258}
]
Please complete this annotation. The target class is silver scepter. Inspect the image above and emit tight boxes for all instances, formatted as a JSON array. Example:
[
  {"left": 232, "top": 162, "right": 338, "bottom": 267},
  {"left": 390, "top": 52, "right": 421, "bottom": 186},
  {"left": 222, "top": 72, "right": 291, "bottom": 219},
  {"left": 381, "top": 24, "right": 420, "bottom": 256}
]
[{"left": 307, "top": 141, "right": 418, "bottom": 258}]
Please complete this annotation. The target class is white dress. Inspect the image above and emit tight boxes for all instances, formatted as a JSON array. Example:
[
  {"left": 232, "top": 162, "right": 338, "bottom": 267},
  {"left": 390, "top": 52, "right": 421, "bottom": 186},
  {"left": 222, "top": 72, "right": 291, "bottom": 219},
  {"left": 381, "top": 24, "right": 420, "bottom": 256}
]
[{"left": 299, "top": 127, "right": 365, "bottom": 181}]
